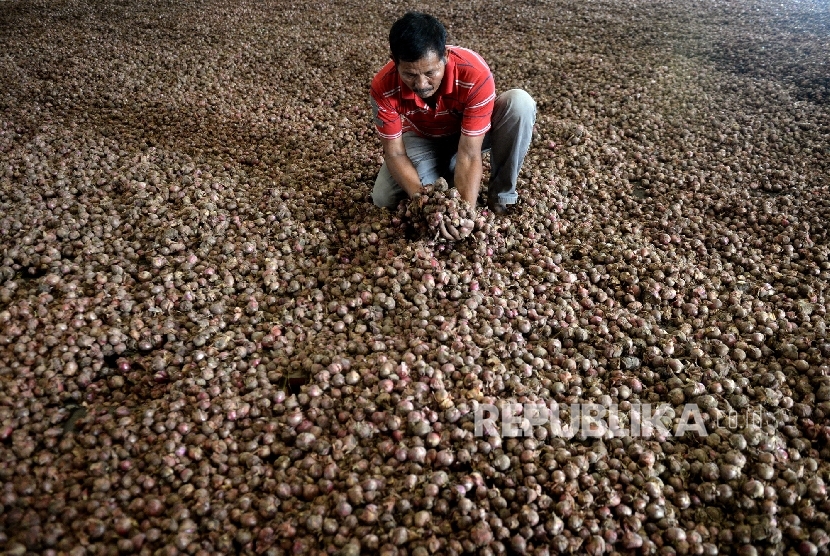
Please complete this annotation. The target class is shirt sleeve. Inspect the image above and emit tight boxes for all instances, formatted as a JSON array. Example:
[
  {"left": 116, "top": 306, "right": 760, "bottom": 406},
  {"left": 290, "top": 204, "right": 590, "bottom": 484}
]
[
  {"left": 370, "top": 73, "right": 403, "bottom": 140},
  {"left": 461, "top": 73, "right": 496, "bottom": 137}
]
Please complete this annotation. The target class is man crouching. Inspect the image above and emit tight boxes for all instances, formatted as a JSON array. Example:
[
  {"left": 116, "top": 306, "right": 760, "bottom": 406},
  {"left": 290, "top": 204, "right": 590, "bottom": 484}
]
[{"left": 370, "top": 11, "right": 536, "bottom": 216}]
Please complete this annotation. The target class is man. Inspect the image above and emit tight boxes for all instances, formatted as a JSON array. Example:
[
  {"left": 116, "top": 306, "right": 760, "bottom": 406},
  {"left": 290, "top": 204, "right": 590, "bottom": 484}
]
[{"left": 370, "top": 11, "right": 536, "bottom": 215}]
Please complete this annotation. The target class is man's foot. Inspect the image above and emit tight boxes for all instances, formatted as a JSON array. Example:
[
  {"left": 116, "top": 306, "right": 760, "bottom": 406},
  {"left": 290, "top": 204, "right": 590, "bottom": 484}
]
[{"left": 488, "top": 199, "right": 508, "bottom": 215}]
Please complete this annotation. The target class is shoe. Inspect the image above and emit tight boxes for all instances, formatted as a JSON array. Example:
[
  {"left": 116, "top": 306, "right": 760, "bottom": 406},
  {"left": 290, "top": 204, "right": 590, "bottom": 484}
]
[{"left": 488, "top": 199, "right": 508, "bottom": 215}]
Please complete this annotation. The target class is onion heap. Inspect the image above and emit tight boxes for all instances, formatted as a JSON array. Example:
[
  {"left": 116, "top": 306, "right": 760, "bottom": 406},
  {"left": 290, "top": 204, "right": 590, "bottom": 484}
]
[{"left": 1, "top": 0, "right": 829, "bottom": 555}]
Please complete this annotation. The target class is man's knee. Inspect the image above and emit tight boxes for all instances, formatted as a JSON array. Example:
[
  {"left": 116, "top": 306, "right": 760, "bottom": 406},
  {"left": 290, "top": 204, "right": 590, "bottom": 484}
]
[
  {"left": 497, "top": 89, "right": 537, "bottom": 121},
  {"left": 372, "top": 177, "right": 404, "bottom": 209},
  {"left": 372, "top": 189, "right": 399, "bottom": 209}
]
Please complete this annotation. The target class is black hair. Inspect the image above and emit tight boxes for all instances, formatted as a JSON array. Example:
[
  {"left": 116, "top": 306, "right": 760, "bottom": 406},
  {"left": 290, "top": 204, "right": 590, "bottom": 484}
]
[{"left": 389, "top": 12, "right": 447, "bottom": 64}]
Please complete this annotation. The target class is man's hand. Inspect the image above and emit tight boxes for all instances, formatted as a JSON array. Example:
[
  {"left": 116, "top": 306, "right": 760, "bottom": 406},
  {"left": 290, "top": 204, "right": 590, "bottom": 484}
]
[
  {"left": 410, "top": 183, "right": 434, "bottom": 210},
  {"left": 406, "top": 179, "right": 476, "bottom": 242},
  {"left": 438, "top": 217, "right": 475, "bottom": 241}
]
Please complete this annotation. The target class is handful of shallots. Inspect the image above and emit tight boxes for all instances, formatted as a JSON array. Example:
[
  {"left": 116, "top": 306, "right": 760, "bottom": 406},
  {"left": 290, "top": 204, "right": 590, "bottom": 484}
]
[{"left": 402, "top": 178, "right": 476, "bottom": 241}]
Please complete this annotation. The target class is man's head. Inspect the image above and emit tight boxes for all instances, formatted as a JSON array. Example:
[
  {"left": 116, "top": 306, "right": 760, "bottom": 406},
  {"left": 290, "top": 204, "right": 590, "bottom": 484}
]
[{"left": 389, "top": 12, "right": 448, "bottom": 100}]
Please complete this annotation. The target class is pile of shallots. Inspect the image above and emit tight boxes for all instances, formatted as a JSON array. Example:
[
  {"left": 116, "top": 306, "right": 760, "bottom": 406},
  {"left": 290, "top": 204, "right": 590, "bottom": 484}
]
[{"left": 1, "top": 0, "right": 829, "bottom": 554}]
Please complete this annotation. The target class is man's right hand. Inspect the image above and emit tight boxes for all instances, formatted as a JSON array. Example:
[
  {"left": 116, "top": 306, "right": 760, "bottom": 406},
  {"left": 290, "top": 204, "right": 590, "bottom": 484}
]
[{"left": 407, "top": 179, "right": 476, "bottom": 242}]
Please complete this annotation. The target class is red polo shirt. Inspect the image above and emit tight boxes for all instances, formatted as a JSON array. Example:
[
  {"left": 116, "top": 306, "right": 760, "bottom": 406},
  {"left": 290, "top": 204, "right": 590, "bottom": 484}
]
[{"left": 370, "top": 46, "right": 496, "bottom": 139}]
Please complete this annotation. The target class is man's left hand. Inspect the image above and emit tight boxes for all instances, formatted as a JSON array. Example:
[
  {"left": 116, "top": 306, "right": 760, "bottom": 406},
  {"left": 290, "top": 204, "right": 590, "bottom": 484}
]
[{"left": 437, "top": 215, "right": 475, "bottom": 241}]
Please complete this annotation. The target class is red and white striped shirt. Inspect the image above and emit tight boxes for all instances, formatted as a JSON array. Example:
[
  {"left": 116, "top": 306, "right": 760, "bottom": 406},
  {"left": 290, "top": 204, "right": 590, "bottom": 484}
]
[{"left": 370, "top": 46, "right": 496, "bottom": 139}]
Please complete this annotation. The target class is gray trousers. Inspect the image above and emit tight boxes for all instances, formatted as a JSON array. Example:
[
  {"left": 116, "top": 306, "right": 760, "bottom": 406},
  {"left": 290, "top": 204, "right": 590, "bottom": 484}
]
[{"left": 372, "top": 89, "right": 536, "bottom": 208}]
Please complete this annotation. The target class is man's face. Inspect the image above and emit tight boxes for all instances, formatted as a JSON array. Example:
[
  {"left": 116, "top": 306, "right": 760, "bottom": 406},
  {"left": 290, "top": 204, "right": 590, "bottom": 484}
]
[{"left": 396, "top": 49, "right": 447, "bottom": 100}]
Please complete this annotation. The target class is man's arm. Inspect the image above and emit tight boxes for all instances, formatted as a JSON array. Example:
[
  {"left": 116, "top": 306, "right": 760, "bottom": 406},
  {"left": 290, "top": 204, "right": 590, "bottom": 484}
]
[
  {"left": 381, "top": 136, "right": 423, "bottom": 199},
  {"left": 453, "top": 133, "right": 485, "bottom": 207}
]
